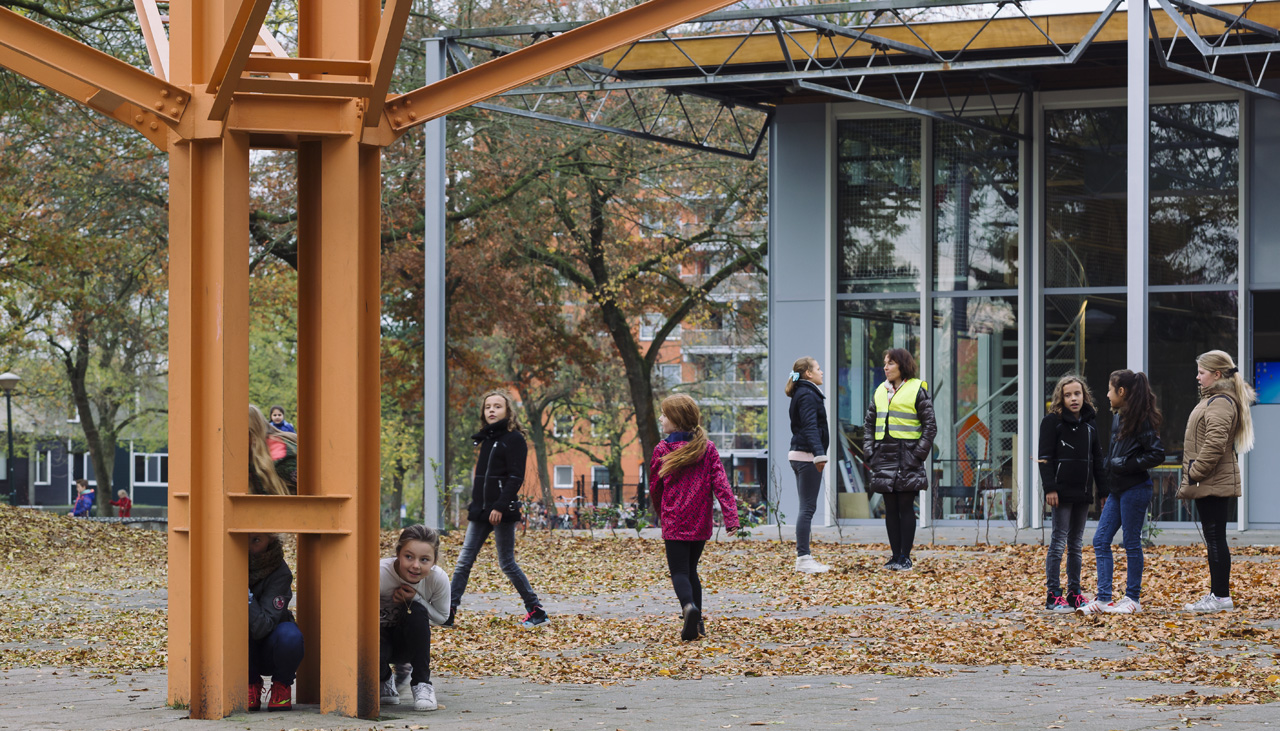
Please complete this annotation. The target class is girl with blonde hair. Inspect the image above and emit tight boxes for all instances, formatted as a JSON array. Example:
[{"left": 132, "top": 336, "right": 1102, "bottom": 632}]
[
  {"left": 786, "top": 355, "right": 831, "bottom": 573},
  {"left": 650, "top": 394, "right": 740, "bottom": 641},
  {"left": 1036, "top": 375, "right": 1106, "bottom": 611},
  {"left": 249, "top": 405, "right": 298, "bottom": 495},
  {"left": 1177, "top": 350, "right": 1256, "bottom": 613}
]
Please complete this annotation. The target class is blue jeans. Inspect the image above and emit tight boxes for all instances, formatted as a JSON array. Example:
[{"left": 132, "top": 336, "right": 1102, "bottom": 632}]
[
  {"left": 449, "top": 519, "right": 541, "bottom": 612},
  {"left": 1092, "top": 482, "right": 1152, "bottom": 603},
  {"left": 248, "top": 621, "right": 304, "bottom": 685}
]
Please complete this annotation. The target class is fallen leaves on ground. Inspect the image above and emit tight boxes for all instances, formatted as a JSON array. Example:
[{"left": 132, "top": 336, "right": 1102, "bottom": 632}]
[{"left": 3, "top": 506, "right": 1279, "bottom": 705}]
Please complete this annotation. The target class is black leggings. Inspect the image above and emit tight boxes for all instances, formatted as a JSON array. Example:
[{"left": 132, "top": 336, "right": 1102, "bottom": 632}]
[
  {"left": 380, "top": 606, "right": 432, "bottom": 685},
  {"left": 664, "top": 539, "right": 705, "bottom": 610},
  {"left": 1196, "top": 496, "right": 1232, "bottom": 598},
  {"left": 883, "top": 492, "right": 917, "bottom": 561}
]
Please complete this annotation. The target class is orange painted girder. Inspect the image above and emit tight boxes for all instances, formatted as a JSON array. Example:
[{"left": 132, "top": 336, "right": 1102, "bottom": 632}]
[{"left": 385, "top": 0, "right": 742, "bottom": 130}]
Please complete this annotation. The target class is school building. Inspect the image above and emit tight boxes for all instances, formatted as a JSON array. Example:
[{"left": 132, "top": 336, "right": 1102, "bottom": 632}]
[{"left": 428, "top": 0, "right": 1280, "bottom": 530}]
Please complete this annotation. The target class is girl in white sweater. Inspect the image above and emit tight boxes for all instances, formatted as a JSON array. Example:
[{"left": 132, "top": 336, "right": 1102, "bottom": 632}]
[{"left": 379, "top": 524, "right": 450, "bottom": 711}]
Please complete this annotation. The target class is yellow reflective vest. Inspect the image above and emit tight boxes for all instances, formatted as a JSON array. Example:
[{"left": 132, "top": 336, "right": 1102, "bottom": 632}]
[{"left": 873, "top": 379, "right": 928, "bottom": 441}]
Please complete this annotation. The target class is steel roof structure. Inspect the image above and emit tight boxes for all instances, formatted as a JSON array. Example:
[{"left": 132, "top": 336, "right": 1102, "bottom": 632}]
[{"left": 438, "top": 0, "right": 1280, "bottom": 157}]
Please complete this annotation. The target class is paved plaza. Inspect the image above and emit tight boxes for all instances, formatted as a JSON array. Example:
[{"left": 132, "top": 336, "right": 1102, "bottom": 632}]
[{"left": 3, "top": 525, "right": 1279, "bottom": 731}]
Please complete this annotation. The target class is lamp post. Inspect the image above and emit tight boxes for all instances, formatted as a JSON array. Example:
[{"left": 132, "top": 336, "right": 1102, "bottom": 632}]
[{"left": 0, "top": 372, "right": 20, "bottom": 507}]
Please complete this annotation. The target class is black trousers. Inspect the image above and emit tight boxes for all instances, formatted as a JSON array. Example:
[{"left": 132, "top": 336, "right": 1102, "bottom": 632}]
[
  {"left": 380, "top": 606, "right": 431, "bottom": 685},
  {"left": 883, "top": 492, "right": 917, "bottom": 561},
  {"left": 1196, "top": 495, "right": 1233, "bottom": 598},
  {"left": 664, "top": 539, "right": 706, "bottom": 610}
]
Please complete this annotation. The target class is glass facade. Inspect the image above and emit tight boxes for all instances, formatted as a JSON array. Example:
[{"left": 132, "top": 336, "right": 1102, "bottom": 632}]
[{"left": 834, "top": 98, "right": 1241, "bottom": 524}]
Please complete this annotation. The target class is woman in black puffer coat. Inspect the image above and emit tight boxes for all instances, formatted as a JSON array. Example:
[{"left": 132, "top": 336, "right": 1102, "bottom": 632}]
[
  {"left": 862, "top": 348, "right": 937, "bottom": 571},
  {"left": 447, "top": 389, "right": 548, "bottom": 629}
]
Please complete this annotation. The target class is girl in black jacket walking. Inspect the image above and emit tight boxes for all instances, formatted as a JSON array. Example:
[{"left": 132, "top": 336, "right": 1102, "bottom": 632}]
[
  {"left": 787, "top": 356, "right": 831, "bottom": 573},
  {"left": 447, "top": 389, "right": 548, "bottom": 628},
  {"left": 1077, "top": 370, "right": 1165, "bottom": 615},
  {"left": 1037, "top": 375, "right": 1106, "bottom": 612}
]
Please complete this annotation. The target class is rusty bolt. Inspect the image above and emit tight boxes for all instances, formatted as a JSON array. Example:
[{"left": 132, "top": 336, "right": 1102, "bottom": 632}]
[
  {"left": 408, "top": 112, "right": 417, "bottom": 120},
  {"left": 161, "top": 89, "right": 170, "bottom": 98},
  {"left": 154, "top": 101, "right": 164, "bottom": 110},
  {"left": 135, "top": 115, "right": 144, "bottom": 124},
  {"left": 394, "top": 117, "right": 403, "bottom": 125},
  {"left": 150, "top": 122, "right": 159, "bottom": 130},
  {"left": 171, "top": 107, "right": 179, "bottom": 115},
  {"left": 404, "top": 99, "right": 412, "bottom": 107},
  {"left": 176, "top": 96, "right": 185, "bottom": 104}
]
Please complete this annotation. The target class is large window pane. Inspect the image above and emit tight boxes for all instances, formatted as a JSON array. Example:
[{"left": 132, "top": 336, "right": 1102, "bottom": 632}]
[
  {"left": 1045, "top": 108, "right": 1127, "bottom": 288},
  {"left": 834, "top": 298, "right": 920, "bottom": 519},
  {"left": 837, "top": 118, "right": 923, "bottom": 293},
  {"left": 1150, "top": 102, "right": 1239, "bottom": 286},
  {"left": 1148, "top": 290, "right": 1238, "bottom": 521},
  {"left": 1042, "top": 294, "right": 1128, "bottom": 520},
  {"left": 930, "top": 296, "right": 1018, "bottom": 520},
  {"left": 1046, "top": 103, "right": 1239, "bottom": 288},
  {"left": 933, "top": 118, "right": 1020, "bottom": 291}
]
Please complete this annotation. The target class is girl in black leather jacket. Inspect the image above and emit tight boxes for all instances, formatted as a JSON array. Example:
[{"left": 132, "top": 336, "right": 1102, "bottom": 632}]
[{"left": 1077, "top": 370, "right": 1164, "bottom": 615}]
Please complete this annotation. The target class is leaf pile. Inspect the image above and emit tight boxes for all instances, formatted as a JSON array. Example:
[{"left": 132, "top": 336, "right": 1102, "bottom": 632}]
[{"left": 4, "top": 506, "right": 1279, "bottom": 706}]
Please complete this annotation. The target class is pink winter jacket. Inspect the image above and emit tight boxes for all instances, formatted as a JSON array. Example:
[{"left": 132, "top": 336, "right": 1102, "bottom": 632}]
[{"left": 649, "top": 438, "right": 740, "bottom": 541}]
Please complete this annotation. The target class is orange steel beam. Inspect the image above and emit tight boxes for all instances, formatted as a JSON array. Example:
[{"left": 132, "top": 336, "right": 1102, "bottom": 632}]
[
  {"left": 0, "top": 43, "right": 171, "bottom": 149},
  {"left": 207, "top": 0, "right": 276, "bottom": 120},
  {"left": 243, "top": 56, "right": 371, "bottom": 75},
  {"left": 365, "top": 0, "right": 412, "bottom": 125},
  {"left": 133, "top": 0, "right": 170, "bottom": 80},
  {"left": 0, "top": 7, "right": 188, "bottom": 125},
  {"left": 384, "top": 0, "right": 740, "bottom": 131}
]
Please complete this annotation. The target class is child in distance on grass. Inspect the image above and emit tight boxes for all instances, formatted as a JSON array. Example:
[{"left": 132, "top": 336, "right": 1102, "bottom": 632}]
[
  {"left": 649, "top": 394, "right": 740, "bottom": 642},
  {"left": 379, "top": 524, "right": 449, "bottom": 711},
  {"left": 1077, "top": 370, "right": 1165, "bottom": 615},
  {"left": 110, "top": 489, "right": 132, "bottom": 517},
  {"left": 1037, "top": 375, "right": 1106, "bottom": 612}
]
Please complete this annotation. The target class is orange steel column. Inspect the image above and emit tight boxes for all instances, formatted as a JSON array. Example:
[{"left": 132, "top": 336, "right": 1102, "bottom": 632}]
[
  {"left": 294, "top": 0, "right": 382, "bottom": 718},
  {"left": 293, "top": 142, "right": 322, "bottom": 707},
  {"left": 166, "top": 0, "right": 251, "bottom": 718}
]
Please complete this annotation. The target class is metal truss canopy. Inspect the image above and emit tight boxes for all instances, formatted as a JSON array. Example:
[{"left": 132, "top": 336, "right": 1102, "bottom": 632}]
[{"left": 451, "top": 0, "right": 1280, "bottom": 152}]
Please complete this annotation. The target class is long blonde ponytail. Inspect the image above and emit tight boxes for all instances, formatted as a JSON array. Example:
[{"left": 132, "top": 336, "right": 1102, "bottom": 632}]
[{"left": 1197, "top": 350, "right": 1257, "bottom": 453}]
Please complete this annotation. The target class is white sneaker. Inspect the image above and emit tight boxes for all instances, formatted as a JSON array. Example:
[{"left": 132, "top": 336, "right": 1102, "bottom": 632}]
[
  {"left": 411, "top": 682, "right": 437, "bottom": 711},
  {"left": 1075, "top": 598, "right": 1108, "bottom": 615},
  {"left": 1184, "top": 593, "right": 1234, "bottom": 613},
  {"left": 795, "top": 555, "right": 830, "bottom": 573},
  {"left": 1101, "top": 597, "right": 1142, "bottom": 614},
  {"left": 380, "top": 675, "right": 400, "bottom": 705}
]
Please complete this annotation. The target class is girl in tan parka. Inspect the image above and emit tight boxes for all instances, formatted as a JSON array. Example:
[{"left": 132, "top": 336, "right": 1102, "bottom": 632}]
[{"left": 1177, "top": 350, "right": 1256, "bottom": 613}]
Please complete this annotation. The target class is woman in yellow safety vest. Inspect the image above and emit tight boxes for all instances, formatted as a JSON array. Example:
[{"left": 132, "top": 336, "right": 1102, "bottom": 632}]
[{"left": 862, "top": 348, "right": 937, "bottom": 571}]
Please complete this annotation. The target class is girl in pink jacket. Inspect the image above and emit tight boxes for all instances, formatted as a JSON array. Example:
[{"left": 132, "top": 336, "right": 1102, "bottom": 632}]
[{"left": 649, "top": 394, "right": 741, "bottom": 641}]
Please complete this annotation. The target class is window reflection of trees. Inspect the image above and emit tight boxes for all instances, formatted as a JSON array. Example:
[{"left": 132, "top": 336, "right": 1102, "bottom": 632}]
[
  {"left": 836, "top": 118, "right": 923, "bottom": 293},
  {"left": 1045, "top": 102, "right": 1238, "bottom": 289},
  {"left": 1150, "top": 102, "right": 1239, "bottom": 286},
  {"left": 933, "top": 117, "right": 1020, "bottom": 291}
]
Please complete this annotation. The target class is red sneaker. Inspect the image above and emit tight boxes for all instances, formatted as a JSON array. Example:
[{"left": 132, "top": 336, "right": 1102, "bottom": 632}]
[
  {"left": 247, "top": 681, "right": 262, "bottom": 711},
  {"left": 267, "top": 681, "right": 292, "bottom": 711}
]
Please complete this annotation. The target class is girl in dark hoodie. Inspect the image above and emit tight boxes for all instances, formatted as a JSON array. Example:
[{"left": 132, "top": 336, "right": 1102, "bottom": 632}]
[{"left": 1037, "top": 375, "right": 1106, "bottom": 612}]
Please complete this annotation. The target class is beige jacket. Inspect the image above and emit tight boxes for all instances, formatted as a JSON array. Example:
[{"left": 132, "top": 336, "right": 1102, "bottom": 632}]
[{"left": 1177, "top": 381, "right": 1241, "bottom": 500}]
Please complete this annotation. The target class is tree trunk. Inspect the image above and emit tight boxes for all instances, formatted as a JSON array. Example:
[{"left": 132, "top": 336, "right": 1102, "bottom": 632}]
[
  {"left": 392, "top": 460, "right": 404, "bottom": 528},
  {"left": 62, "top": 327, "right": 115, "bottom": 516},
  {"left": 522, "top": 400, "right": 557, "bottom": 518}
]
